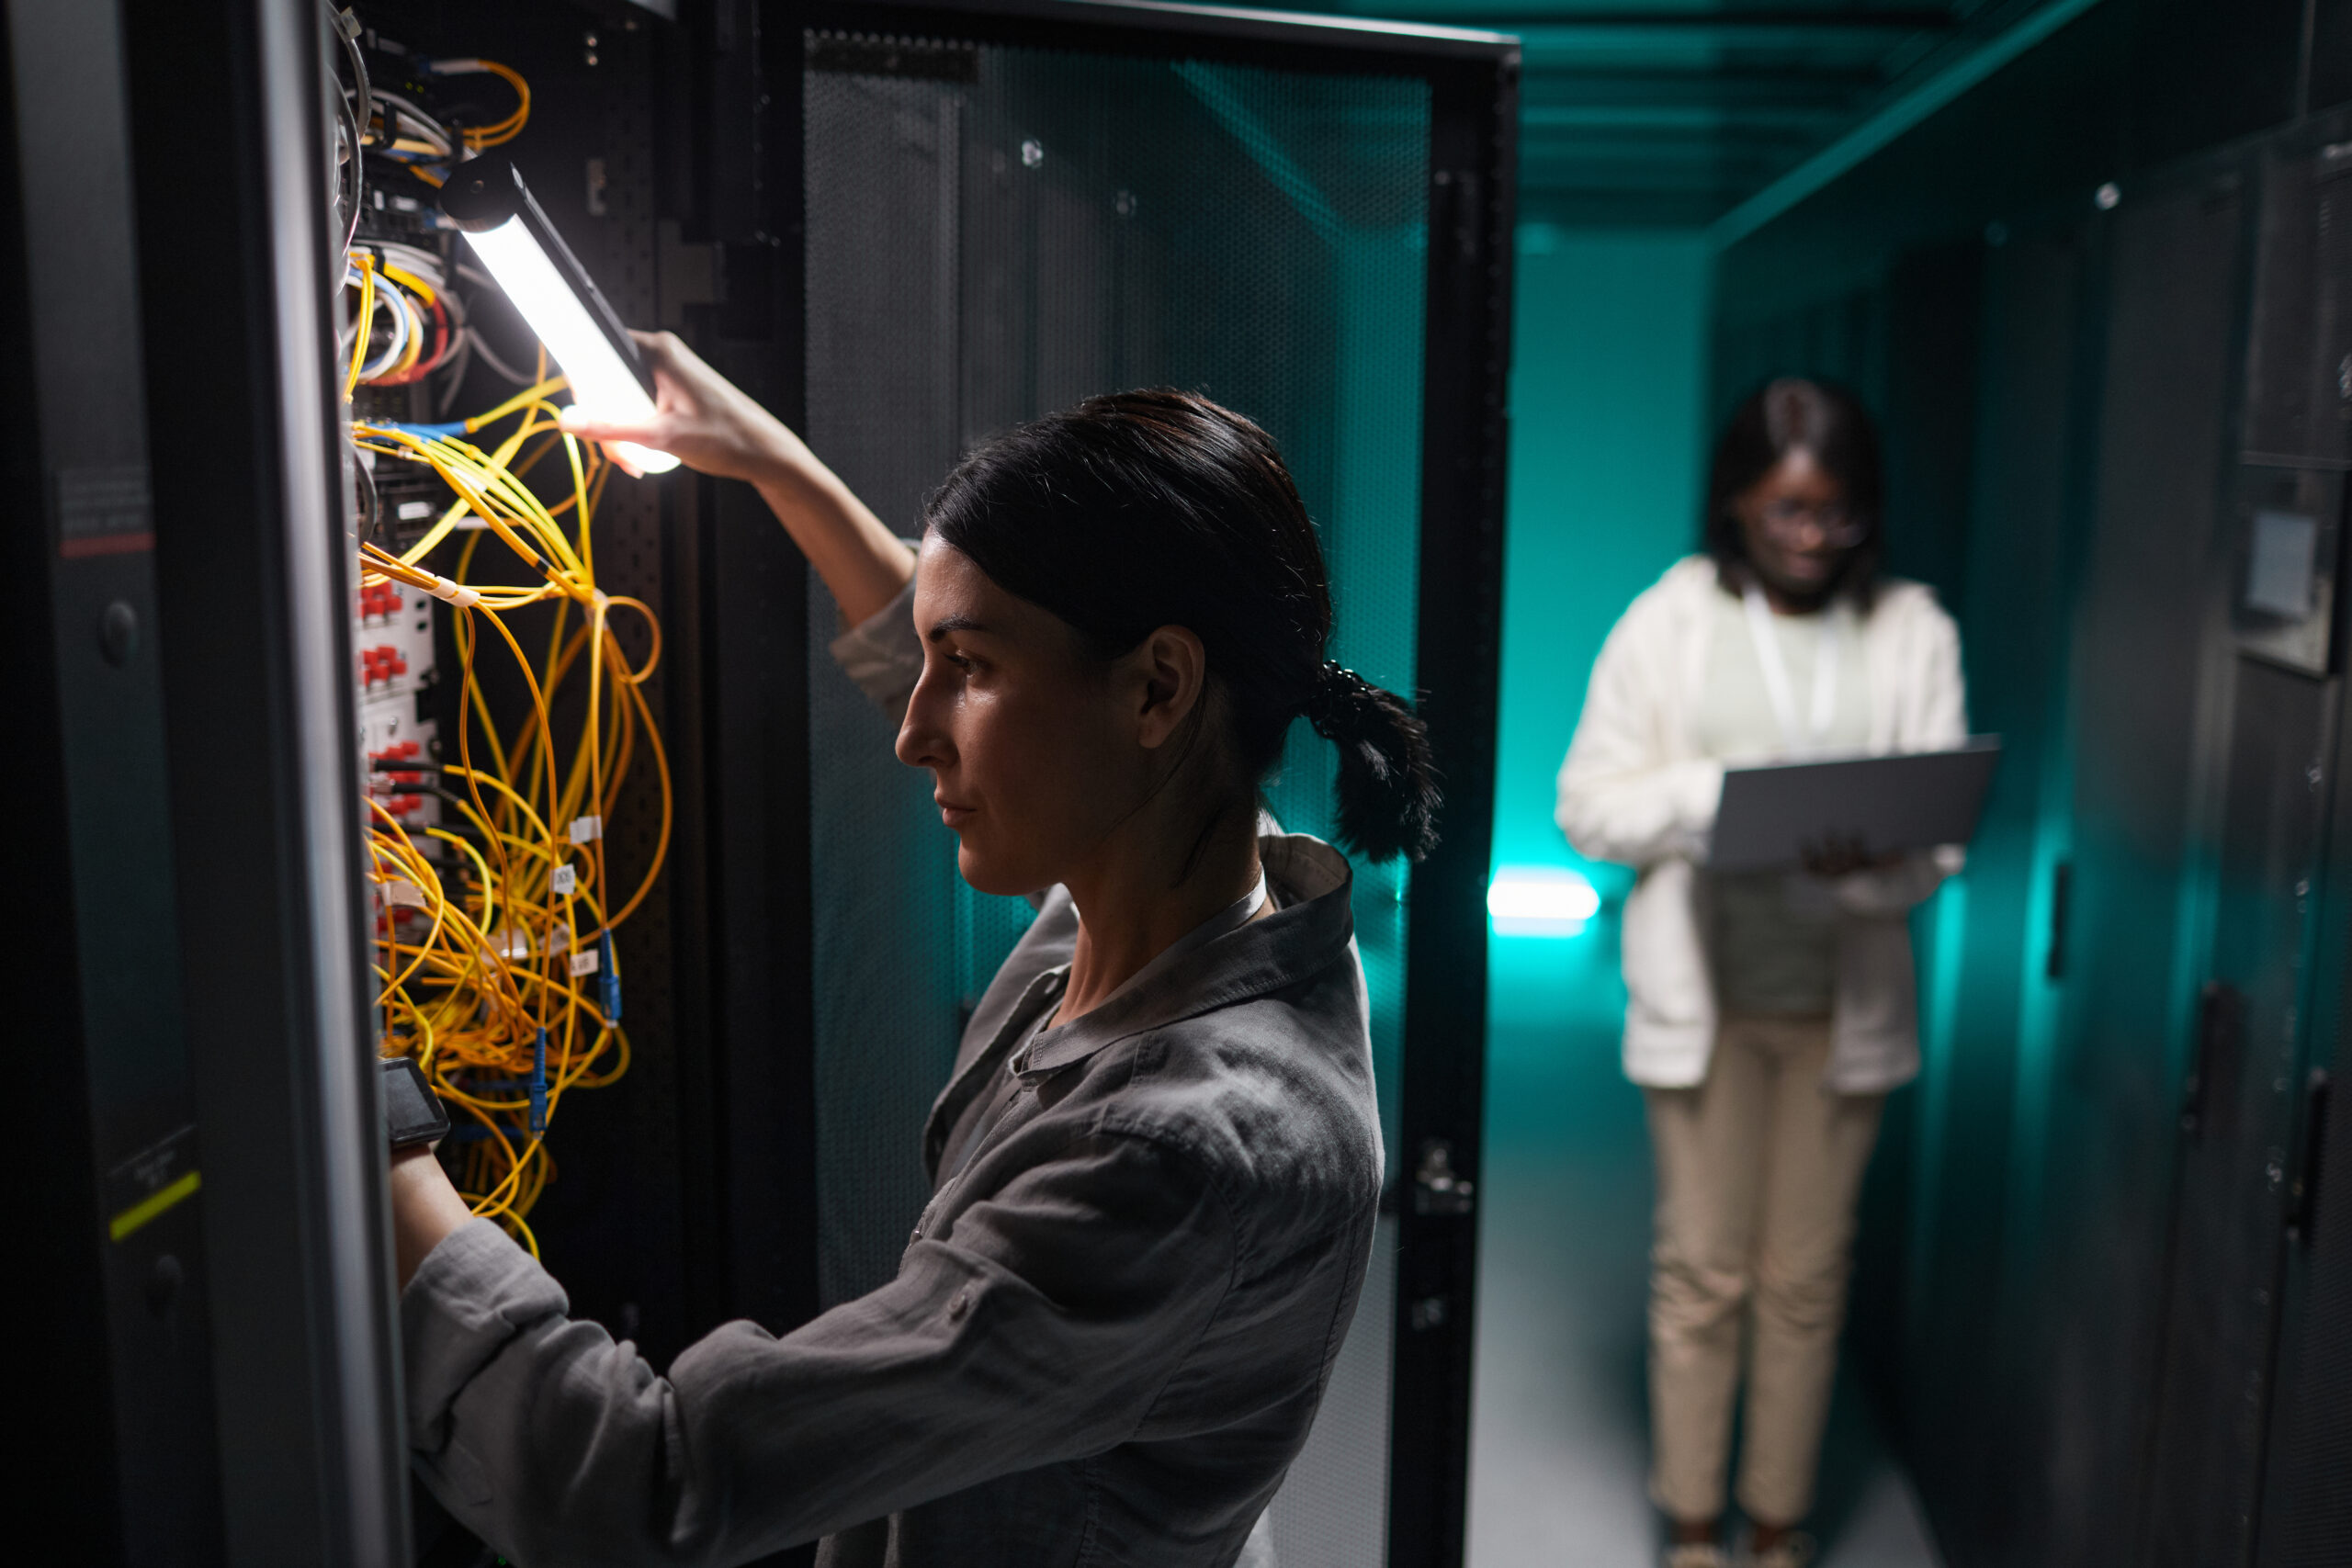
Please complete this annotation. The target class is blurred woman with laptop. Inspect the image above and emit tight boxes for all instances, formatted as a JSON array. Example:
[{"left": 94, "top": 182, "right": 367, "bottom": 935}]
[{"left": 1556, "top": 378, "right": 1967, "bottom": 1568}]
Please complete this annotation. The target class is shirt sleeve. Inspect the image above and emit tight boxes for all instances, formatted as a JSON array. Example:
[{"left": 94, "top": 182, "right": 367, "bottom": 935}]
[
  {"left": 1832, "top": 595, "right": 1970, "bottom": 916},
  {"left": 826, "top": 544, "right": 923, "bottom": 714},
  {"left": 1555, "top": 604, "right": 1723, "bottom": 868},
  {"left": 401, "top": 1130, "right": 1237, "bottom": 1568}
]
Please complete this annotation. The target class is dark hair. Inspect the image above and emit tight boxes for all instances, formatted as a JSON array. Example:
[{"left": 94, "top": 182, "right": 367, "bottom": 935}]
[
  {"left": 1703, "top": 378, "right": 1885, "bottom": 604},
  {"left": 924, "top": 389, "right": 1441, "bottom": 863}
]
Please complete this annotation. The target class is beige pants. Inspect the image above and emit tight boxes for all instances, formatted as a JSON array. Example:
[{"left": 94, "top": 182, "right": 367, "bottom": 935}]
[{"left": 1643, "top": 1014, "right": 1885, "bottom": 1524}]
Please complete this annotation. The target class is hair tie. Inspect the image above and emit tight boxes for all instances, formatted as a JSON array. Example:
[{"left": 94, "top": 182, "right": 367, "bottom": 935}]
[{"left": 1302, "top": 660, "right": 1363, "bottom": 738}]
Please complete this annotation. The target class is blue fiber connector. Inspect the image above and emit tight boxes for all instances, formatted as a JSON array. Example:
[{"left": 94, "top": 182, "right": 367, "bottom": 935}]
[
  {"left": 529, "top": 1027, "right": 548, "bottom": 1134},
  {"left": 600, "top": 931, "right": 621, "bottom": 1024}
]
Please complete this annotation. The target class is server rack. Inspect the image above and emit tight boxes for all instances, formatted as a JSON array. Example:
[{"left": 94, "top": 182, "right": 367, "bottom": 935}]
[{"left": 4, "top": 1, "right": 1515, "bottom": 1562}]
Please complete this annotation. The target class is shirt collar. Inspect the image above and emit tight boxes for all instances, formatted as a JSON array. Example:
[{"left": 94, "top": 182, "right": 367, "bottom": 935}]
[{"left": 1016, "top": 834, "right": 1355, "bottom": 1078}]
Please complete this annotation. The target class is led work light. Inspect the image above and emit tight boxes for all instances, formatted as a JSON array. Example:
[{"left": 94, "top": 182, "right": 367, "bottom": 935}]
[{"left": 437, "top": 154, "right": 679, "bottom": 474}]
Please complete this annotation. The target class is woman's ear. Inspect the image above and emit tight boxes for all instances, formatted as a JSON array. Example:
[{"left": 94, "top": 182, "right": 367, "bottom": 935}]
[{"left": 1127, "top": 625, "right": 1207, "bottom": 750}]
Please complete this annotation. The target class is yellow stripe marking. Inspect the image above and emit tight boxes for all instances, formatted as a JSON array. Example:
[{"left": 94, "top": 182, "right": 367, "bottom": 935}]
[{"left": 109, "top": 1169, "right": 200, "bottom": 1242}]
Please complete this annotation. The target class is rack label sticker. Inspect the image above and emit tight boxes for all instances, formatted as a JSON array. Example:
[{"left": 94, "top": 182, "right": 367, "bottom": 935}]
[
  {"left": 55, "top": 465, "right": 154, "bottom": 558},
  {"left": 106, "top": 1123, "right": 200, "bottom": 1242}
]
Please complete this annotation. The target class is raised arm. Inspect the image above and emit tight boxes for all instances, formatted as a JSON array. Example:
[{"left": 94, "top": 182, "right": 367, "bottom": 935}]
[{"left": 560, "top": 330, "right": 913, "bottom": 626}]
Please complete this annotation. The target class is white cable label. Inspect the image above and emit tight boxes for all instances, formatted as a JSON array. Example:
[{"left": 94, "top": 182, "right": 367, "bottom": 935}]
[
  {"left": 380, "top": 878, "right": 428, "bottom": 910},
  {"left": 569, "top": 815, "right": 602, "bottom": 844},
  {"left": 569, "top": 951, "right": 600, "bottom": 976},
  {"left": 550, "top": 864, "right": 577, "bottom": 896},
  {"left": 424, "top": 574, "right": 481, "bottom": 610}
]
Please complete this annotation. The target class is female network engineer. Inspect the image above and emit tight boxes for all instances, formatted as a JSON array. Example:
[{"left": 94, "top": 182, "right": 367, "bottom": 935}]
[
  {"left": 385, "top": 337, "right": 1439, "bottom": 1568},
  {"left": 1556, "top": 379, "right": 1965, "bottom": 1568}
]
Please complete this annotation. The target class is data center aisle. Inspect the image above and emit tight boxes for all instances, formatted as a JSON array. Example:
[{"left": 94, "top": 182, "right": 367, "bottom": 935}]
[
  {"left": 1464, "top": 933, "right": 1944, "bottom": 1568},
  {"left": 1464, "top": 228, "right": 1941, "bottom": 1568}
]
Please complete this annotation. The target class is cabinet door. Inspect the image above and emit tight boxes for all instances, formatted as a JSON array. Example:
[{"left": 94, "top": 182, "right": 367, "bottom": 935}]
[
  {"left": 2146, "top": 658, "right": 2331, "bottom": 1568},
  {"left": 776, "top": 6, "right": 1514, "bottom": 1563},
  {"left": 2041, "top": 169, "right": 2246, "bottom": 1567}
]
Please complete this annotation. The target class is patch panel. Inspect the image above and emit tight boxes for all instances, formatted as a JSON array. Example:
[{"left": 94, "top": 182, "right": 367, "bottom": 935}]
[
  {"left": 352, "top": 578, "right": 435, "bottom": 703},
  {"left": 356, "top": 561, "right": 439, "bottom": 845}
]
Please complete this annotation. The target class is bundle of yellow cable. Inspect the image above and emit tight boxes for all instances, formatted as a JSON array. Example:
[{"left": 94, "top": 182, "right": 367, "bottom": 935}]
[{"left": 352, "top": 371, "right": 669, "bottom": 1256}]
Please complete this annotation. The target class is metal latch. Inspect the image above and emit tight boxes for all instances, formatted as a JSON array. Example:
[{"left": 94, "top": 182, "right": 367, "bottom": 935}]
[{"left": 1413, "top": 1138, "right": 1475, "bottom": 1217}]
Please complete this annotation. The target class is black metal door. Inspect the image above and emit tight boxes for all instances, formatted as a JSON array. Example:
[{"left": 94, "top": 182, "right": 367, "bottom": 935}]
[
  {"left": 2245, "top": 128, "right": 2352, "bottom": 1568},
  {"left": 767, "top": 6, "right": 1514, "bottom": 1563},
  {"left": 2146, "top": 136, "right": 2352, "bottom": 1568},
  {"left": 2026, "top": 165, "right": 2249, "bottom": 1568},
  {"left": 2145, "top": 658, "right": 2332, "bottom": 1568}
]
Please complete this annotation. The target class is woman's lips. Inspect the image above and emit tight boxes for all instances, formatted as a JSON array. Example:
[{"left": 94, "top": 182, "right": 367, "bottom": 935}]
[{"left": 936, "top": 798, "right": 977, "bottom": 829}]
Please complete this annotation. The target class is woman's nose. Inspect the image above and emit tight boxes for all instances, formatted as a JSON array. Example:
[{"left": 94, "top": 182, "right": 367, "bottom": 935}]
[{"left": 896, "top": 675, "right": 951, "bottom": 771}]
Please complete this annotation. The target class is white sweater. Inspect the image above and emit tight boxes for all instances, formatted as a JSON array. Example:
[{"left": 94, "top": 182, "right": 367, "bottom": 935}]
[{"left": 1555, "top": 555, "right": 1968, "bottom": 1092}]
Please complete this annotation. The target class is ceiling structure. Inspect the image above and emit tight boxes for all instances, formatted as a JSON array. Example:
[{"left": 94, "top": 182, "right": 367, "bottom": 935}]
[{"left": 1312, "top": 0, "right": 2073, "bottom": 226}]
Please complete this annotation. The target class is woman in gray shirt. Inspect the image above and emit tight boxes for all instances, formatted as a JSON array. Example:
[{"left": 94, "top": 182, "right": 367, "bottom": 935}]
[{"left": 386, "top": 336, "right": 1440, "bottom": 1568}]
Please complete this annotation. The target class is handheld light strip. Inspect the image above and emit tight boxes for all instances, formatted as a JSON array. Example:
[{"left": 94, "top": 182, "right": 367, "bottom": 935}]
[{"left": 437, "top": 154, "right": 679, "bottom": 474}]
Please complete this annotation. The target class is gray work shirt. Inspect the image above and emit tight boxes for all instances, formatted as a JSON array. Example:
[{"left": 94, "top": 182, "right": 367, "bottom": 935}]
[{"left": 401, "top": 570, "right": 1385, "bottom": 1568}]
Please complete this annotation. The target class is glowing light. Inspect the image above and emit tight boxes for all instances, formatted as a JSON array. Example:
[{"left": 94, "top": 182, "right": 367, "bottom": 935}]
[
  {"left": 1487, "top": 866, "right": 1602, "bottom": 937},
  {"left": 459, "top": 219, "right": 679, "bottom": 474}
]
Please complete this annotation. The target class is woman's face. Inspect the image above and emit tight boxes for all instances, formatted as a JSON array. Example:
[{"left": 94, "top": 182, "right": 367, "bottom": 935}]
[
  {"left": 897, "top": 536, "right": 1196, "bottom": 897},
  {"left": 1733, "top": 446, "right": 1858, "bottom": 603}
]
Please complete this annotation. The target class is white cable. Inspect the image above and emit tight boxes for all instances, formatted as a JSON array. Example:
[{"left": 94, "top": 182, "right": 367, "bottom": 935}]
[{"left": 358, "top": 278, "right": 415, "bottom": 380}]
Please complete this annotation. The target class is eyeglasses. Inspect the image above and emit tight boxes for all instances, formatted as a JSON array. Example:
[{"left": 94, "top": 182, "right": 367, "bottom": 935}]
[{"left": 1750, "top": 497, "right": 1867, "bottom": 548}]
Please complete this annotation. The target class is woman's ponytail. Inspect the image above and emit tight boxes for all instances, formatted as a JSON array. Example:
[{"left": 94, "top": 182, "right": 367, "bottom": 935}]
[{"left": 1302, "top": 663, "right": 1442, "bottom": 863}]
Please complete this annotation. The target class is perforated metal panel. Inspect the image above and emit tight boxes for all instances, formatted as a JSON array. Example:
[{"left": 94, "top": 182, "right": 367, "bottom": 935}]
[{"left": 802, "top": 32, "right": 1431, "bottom": 1559}]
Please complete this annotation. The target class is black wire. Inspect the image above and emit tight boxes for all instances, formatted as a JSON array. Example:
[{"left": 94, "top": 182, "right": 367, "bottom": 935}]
[
  {"left": 334, "top": 85, "right": 364, "bottom": 254},
  {"left": 334, "top": 6, "right": 374, "bottom": 145},
  {"left": 354, "top": 452, "right": 381, "bottom": 545}
]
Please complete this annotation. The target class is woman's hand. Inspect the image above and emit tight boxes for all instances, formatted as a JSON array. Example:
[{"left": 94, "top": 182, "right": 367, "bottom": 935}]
[
  {"left": 560, "top": 329, "right": 912, "bottom": 625},
  {"left": 559, "top": 330, "right": 808, "bottom": 485},
  {"left": 388, "top": 1143, "right": 475, "bottom": 1291}
]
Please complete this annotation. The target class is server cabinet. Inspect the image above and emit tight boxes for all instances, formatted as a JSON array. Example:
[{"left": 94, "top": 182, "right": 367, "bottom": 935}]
[
  {"left": 6, "top": 0, "right": 407, "bottom": 1560},
  {"left": 2247, "top": 124, "right": 2352, "bottom": 1568},
  {"left": 6, "top": 0, "right": 1514, "bottom": 1562}
]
